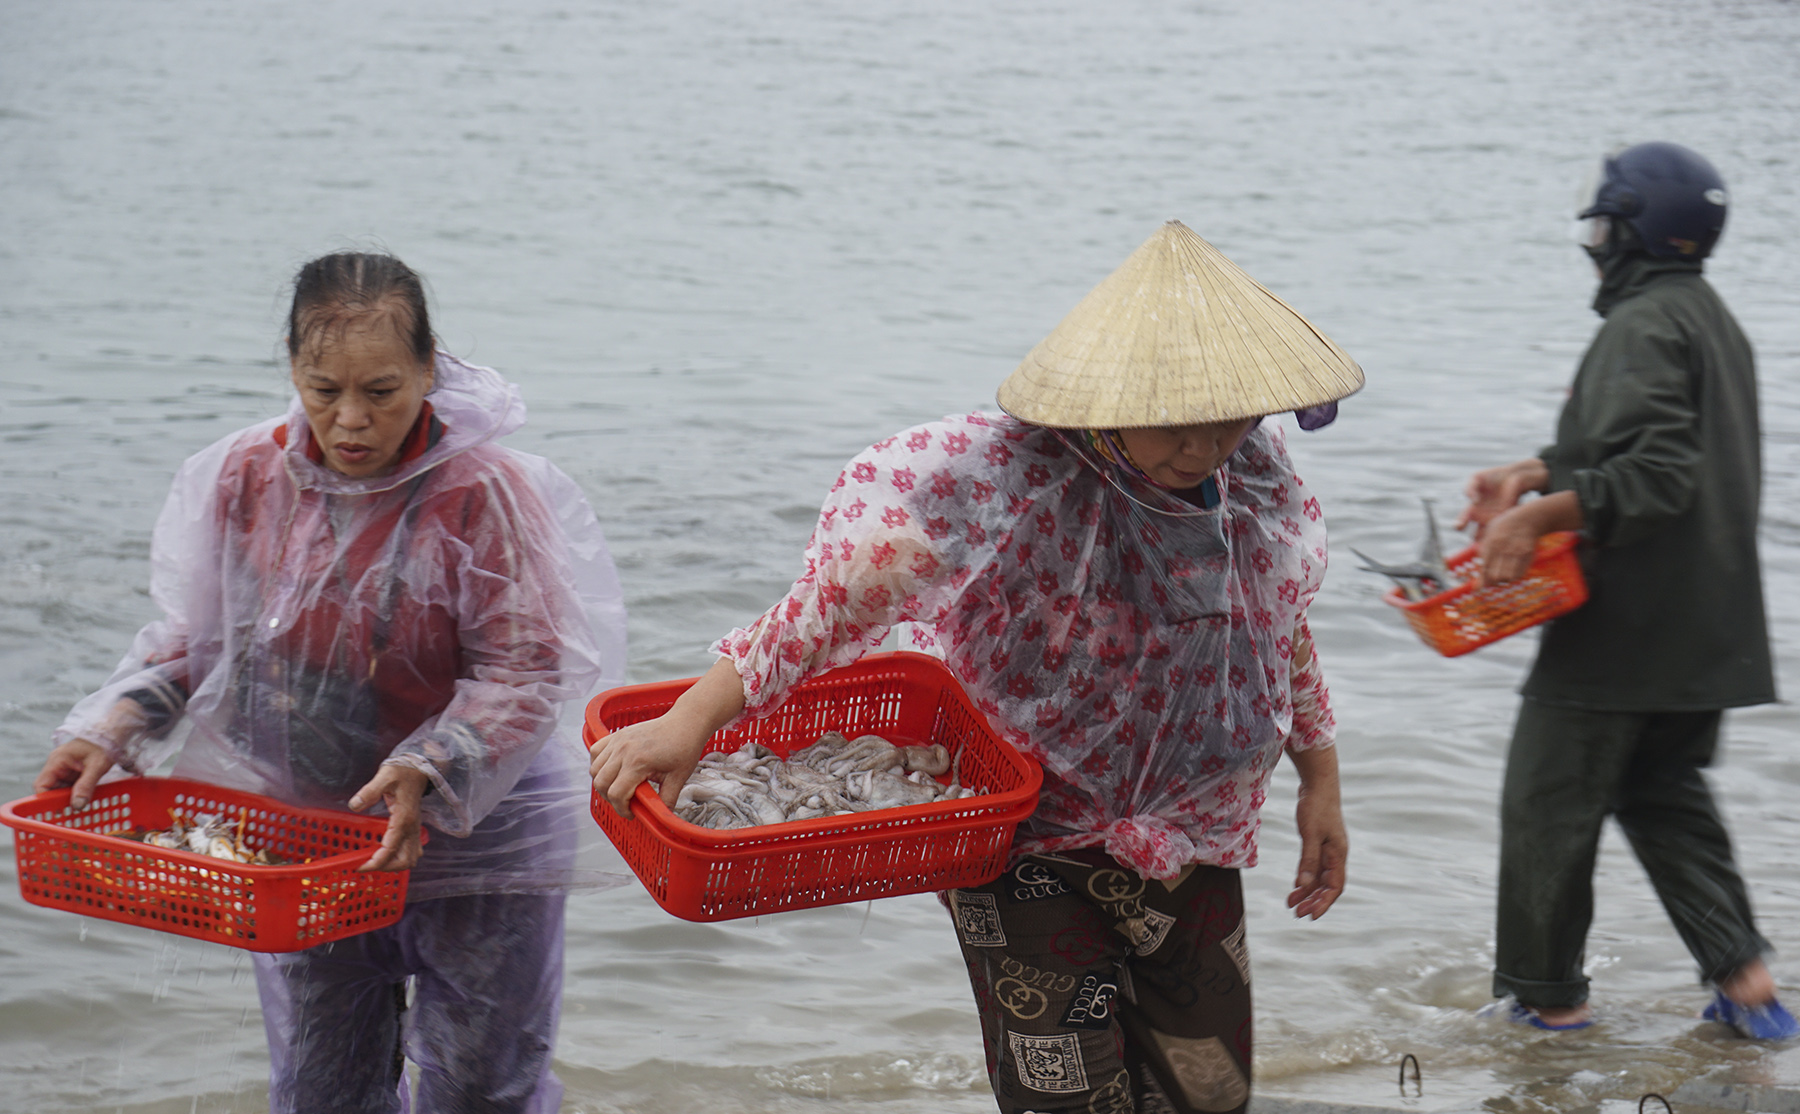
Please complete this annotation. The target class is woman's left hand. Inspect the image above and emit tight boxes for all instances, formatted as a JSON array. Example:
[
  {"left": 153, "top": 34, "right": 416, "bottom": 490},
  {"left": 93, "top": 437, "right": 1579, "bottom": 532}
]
[
  {"left": 1285, "top": 746, "right": 1347, "bottom": 920},
  {"left": 350, "top": 764, "right": 431, "bottom": 872},
  {"left": 1474, "top": 489, "right": 1584, "bottom": 587}
]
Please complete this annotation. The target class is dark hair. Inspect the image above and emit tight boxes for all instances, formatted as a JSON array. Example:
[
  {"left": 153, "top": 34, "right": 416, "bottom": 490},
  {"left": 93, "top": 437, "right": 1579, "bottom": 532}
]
[{"left": 286, "top": 252, "right": 434, "bottom": 366}]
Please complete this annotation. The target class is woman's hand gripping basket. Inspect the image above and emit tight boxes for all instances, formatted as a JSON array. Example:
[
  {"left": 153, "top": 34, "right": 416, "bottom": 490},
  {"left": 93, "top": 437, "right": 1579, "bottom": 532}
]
[
  {"left": 1385, "top": 531, "right": 1588, "bottom": 657},
  {"left": 1, "top": 778, "right": 413, "bottom": 952},
  {"left": 585, "top": 651, "right": 1042, "bottom": 922}
]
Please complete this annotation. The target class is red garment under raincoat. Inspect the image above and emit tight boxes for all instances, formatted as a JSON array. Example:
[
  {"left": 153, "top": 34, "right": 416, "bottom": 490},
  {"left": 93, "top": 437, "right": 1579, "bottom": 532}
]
[
  {"left": 717, "top": 412, "right": 1334, "bottom": 880},
  {"left": 54, "top": 353, "right": 626, "bottom": 899}
]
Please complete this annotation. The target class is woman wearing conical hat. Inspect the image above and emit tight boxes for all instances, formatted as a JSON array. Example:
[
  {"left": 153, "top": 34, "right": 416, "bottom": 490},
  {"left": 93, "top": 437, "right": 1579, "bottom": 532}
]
[{"left": 593, "top": 222, "right": 1360, "bottom": 1114}]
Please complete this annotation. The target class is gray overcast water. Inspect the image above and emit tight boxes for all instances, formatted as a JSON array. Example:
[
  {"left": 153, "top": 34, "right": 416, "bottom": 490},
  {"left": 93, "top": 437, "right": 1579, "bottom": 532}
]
[{"left": 4, "top": 1, "right": 1800, "bottom": 1110}]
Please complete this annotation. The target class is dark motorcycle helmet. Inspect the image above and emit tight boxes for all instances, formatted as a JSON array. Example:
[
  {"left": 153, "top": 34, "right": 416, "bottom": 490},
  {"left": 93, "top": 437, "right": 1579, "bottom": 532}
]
[{"left": 1577, "top": 142, "right": 1729, "bottom": 260}]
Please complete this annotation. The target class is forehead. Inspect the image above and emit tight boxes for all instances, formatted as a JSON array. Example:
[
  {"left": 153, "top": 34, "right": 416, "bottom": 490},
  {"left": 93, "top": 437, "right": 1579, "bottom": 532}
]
[
  {"left": 294, "top": 322, "right": 426, "bottom": 381},
  {"left": 1134, "top": 418, "right": 1255, "bottom": 437}
]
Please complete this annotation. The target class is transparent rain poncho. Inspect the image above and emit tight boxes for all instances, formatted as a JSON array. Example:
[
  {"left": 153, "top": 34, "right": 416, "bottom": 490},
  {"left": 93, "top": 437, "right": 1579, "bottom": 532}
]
[
  {"left": 717, "top": 413, "right": 1334, "bottom": 880},
  {"left": 53, "top": 353, "right": 626, "bottom": 899}
]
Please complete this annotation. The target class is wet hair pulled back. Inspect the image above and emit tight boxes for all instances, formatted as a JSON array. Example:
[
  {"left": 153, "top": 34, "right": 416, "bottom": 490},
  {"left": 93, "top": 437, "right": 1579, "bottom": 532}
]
[{"left": 287, "top": 252, "right": 434, "bottom": 367}]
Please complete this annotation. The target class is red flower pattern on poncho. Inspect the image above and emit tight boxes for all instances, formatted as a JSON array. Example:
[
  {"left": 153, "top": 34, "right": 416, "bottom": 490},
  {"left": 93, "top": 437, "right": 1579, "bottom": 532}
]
[{"left": 716, "top": 413, "right": 1334, "bottom": 880}]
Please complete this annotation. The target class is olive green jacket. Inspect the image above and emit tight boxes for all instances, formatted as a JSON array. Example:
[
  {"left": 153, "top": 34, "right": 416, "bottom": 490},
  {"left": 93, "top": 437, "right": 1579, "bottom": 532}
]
[{"left": 1522, "top": 255, "right": 1775, "bottom": 710}]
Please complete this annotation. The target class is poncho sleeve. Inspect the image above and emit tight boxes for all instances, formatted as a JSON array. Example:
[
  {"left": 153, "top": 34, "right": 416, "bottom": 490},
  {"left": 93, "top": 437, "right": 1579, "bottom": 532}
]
[
  {"left": 50, "top": 429, "right": 246, "bottom": 774},
  {"left": 380, "top": 461, "right": 609, "bottom": 836},
  {"left": 1286, "top": 614, "right": 1335, "bottom": 753},
  {"left": 714, "top": 423, "right": 1012, "bottom": 718}
]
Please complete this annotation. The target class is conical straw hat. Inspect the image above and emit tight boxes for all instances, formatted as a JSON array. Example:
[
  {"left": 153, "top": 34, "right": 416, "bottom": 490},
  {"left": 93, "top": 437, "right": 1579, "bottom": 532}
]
[{"left": 996, "top": 221, "right": 1364, "bottom": 428}]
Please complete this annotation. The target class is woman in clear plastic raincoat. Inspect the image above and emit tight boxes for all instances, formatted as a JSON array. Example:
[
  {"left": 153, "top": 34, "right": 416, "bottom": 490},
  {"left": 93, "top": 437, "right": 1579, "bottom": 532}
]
[
  {"left": 35, "top": 253, "right": 626, "bottom": 1114},
  {"left": 592, "top": 222, "right": 1361, "bottom": 1114}
]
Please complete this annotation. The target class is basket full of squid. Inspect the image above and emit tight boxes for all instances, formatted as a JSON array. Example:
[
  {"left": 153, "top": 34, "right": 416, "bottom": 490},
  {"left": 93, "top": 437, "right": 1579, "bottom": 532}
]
[{"left": 584, "top": 652, "right": 1042, "bottom": 922}]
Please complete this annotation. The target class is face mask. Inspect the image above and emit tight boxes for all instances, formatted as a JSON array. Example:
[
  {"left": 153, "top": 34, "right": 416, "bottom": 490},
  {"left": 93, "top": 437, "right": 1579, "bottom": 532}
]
[
  {"left": 1579, "top": 216, "right": 1612, "bottom": 265},
  {"left": 1571, "top": 153, "right": 1619, "bottom": 262}
]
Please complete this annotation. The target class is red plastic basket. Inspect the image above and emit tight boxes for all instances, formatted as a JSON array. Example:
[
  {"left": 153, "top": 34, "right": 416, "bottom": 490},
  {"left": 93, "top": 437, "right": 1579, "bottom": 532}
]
[
  {"left": 1384, "top": 531, "right": 1589, "bottom": 657},
  {"left": 585, "top": 651, "right": 1042, "bottom": 922},
  {"left": 2, "top": 777, "right": 414, "bottom": 952}
]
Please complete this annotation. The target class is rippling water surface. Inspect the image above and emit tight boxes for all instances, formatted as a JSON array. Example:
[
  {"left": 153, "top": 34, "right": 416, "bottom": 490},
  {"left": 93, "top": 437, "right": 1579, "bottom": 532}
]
[{"left": 5, "top": 1, "right": 1800, "bottom": 1110}]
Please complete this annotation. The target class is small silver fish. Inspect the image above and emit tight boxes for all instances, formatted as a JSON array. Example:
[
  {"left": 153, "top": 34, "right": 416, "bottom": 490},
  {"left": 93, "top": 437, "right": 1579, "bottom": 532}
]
[{"left": 1354, "top": 498, "right": 1459, "bottom": 601}]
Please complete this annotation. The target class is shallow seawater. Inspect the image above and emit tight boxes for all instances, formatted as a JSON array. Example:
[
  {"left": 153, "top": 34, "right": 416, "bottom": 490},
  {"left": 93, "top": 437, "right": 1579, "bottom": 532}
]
[{"left": 4, "top": 0, "right": 1800, "bottom": 1110}]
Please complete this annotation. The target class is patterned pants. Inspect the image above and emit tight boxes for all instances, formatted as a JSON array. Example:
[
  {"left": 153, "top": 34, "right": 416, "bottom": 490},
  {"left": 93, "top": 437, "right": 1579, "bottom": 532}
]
[{"left": 949, "top": 851, "right": 1252, "bottom": 1114}]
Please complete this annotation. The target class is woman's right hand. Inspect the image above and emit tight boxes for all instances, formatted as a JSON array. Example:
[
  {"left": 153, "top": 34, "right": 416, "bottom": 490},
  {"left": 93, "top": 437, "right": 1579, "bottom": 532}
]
[
  {"left": 589, "top": 714, "right": 712, "bottom": 818},
  {"left": 34, "top": 738, "right": 116, "bottom": 810},
  {"left": 589, "top": 656, "right": 749, "bottom": 818}
]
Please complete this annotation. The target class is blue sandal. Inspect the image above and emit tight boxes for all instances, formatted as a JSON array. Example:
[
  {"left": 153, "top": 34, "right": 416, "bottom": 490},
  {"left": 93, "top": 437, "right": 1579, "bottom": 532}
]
[
  {"left": 1703, "top": 990, "right": 1800, "bottom": 1040},
  {"left": 1482, "top": 998, "right": 1595, "bottom": 1031}
]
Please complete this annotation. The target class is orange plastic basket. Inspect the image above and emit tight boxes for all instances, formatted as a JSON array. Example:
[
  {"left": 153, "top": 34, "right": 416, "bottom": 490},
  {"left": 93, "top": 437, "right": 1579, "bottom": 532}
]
[
  {"left": 2, "top": 777, "right": 414, "bottom": 952},
  {"left": 585, "top": 651, "right": 1042, "bottom": 922},
  {"left": 1385, "top": 531, "right": 1588, "bottom": 657}
]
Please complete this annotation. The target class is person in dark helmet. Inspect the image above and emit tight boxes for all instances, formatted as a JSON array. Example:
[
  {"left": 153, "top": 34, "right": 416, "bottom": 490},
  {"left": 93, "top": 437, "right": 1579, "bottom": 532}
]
[{"left": 1457, "top": 141, "right": 1794, "bottom": 1037}]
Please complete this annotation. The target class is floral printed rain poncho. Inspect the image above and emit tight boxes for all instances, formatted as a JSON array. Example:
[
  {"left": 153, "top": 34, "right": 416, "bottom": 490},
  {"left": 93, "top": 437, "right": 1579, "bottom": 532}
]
[
  {"left": 717, "top": 412, "right": 1334, "bottom": 880},
  {"left": 53, "top": 354, "right": 626, "bottom": 898}
]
